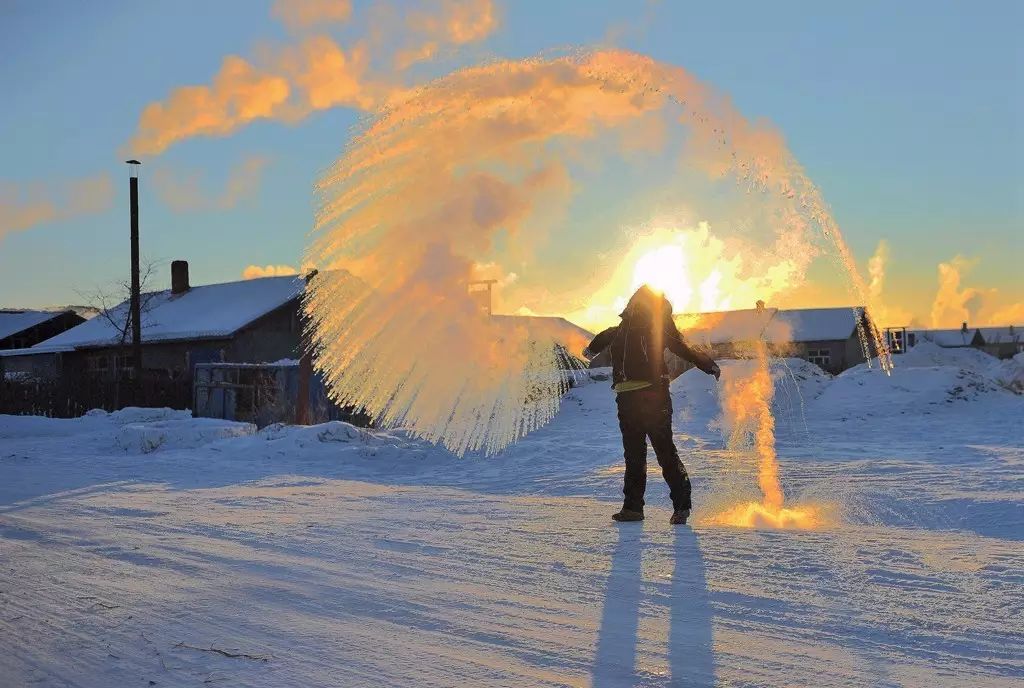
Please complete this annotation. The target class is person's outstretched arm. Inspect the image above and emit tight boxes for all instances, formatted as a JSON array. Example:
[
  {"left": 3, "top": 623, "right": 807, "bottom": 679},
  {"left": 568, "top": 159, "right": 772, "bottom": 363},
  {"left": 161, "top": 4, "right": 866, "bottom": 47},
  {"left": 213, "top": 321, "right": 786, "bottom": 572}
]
[
  {"left": 664, "top": 316, "right": 720, "bottom": 379},
  {"left": 583, "top": 326, "right": 618, "bottom": 360}
]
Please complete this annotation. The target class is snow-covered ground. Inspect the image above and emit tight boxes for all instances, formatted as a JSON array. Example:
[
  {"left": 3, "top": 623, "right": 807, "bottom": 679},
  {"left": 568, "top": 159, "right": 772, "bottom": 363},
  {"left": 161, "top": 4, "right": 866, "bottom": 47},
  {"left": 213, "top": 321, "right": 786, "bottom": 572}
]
[{"left": 1, "top": 343, "right": 1022, "bottom": 687}]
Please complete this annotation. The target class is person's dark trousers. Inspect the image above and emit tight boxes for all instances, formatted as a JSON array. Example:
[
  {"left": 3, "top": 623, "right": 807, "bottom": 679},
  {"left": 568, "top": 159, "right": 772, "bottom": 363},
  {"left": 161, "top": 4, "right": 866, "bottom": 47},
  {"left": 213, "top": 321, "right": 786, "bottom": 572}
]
[{"left": 615, "top": 385, "right": 692, "bottom": 512}]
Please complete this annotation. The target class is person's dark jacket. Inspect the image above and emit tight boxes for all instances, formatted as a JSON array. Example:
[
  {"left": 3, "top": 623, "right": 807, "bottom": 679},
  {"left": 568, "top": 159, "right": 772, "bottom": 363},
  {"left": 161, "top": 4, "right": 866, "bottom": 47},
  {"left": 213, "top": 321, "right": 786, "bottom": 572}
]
[{"left": 585, "top": 286, "right": 718, "bottom": 387}]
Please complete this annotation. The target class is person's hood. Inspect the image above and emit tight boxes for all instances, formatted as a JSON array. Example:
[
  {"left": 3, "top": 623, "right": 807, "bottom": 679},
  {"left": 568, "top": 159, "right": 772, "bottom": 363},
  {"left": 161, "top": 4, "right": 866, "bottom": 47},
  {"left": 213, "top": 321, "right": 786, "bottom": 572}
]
[{"left": 620, "top": 285, "right": 673, "bottom": 320}]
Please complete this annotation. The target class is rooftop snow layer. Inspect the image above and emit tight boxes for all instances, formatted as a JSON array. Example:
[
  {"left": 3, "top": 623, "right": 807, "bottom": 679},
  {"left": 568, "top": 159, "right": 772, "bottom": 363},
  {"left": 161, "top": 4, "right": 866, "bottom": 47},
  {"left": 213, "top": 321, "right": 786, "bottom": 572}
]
[
  {"left": 25, "top": 275, "right": 304, "bottom": 352},
  {"left": 491, "top": 315, "right": 594, "bottom": 354},
  {"left": 913, "top": 328, "right": 980, "bottom": 348},
  {"left": 976, "top": 325, "right": 1022, "bottom": 344},
  {"left": 676, "top": 307, "right": 779, "bottom": 345},
  {"left": 0, "top": 310, "right": 63, "bottom": 341},
  {"left": 769, "top": 307, "right": 862, "bottom": 343}
]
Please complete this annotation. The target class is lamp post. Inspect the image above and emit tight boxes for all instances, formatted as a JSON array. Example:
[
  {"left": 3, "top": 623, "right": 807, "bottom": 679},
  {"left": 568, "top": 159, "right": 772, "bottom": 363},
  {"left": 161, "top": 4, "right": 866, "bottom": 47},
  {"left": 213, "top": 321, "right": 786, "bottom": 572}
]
[{"left": 126, "top": 160, "right": 143, "bottom": 397}]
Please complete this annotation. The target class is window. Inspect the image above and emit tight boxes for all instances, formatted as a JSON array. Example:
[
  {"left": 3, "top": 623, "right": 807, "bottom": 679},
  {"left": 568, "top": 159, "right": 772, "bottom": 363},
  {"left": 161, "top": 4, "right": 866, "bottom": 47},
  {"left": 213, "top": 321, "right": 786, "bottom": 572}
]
[
  {"left": 889, "top": 329, "right": 905, "bottom": 353},
  {"left": 806, "top": 348, "right": 831, "bottom": 368}
]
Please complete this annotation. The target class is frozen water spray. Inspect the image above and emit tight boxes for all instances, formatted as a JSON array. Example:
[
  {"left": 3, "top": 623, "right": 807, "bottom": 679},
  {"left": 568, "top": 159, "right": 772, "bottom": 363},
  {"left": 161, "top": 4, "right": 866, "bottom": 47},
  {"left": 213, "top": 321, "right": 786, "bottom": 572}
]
[
  {"left": 708, "top": 338, "right": 824, "bottom": 529},
  {"left": 303, "top": 49, "right": 892, "bottom": 459}
]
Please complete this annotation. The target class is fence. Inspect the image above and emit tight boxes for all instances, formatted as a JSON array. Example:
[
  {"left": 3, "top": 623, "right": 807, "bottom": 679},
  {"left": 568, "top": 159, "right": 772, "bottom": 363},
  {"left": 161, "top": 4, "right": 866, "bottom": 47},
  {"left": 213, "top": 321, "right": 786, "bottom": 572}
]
[
  {"left": 0, "top": 374, "right": 191, "bottom": 418},
  {"left": 193, "top": 362, "right": 370, "bottom": 428}
]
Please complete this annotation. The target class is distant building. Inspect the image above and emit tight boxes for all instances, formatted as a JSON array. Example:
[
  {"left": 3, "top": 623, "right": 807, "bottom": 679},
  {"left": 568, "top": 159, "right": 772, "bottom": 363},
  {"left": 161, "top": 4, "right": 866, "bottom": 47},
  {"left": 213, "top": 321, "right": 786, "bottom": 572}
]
[
  {"left": 976, "top": 325, "right": 1023, "bottom": 359},
  {"left": 677, "top": 305, "right": 778, "bottom": 358},
  {"left": 898, "top": 322, "right": 1021, "bottom": 360},
  {"left": 768, "top": 307, "right": 875, "bottom": 375},
  {"left": 679, "top": 304, "right": 875, "bottom": 374},
  {"left": 0, "top": 309, "right": 85, "bottom": 352},
  {"left": 0, "top": 261, "right": 306, "bottom": 382},
  {"left": 911, "top": 323, "right": 985, "bottom": 350},
  {"left": 491, "top": 314, "right": 593, "bottom": 368},
  {"left": 587, "top": 304, "right": 876, "bottom": 376}
]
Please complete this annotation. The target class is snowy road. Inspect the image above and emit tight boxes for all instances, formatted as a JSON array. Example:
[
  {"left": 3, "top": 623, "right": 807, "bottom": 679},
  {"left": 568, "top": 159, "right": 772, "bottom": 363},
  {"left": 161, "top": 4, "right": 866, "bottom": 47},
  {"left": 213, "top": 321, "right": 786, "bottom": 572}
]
[{"left": 2, "top": 349, "right": 1023, "bottom": 687}]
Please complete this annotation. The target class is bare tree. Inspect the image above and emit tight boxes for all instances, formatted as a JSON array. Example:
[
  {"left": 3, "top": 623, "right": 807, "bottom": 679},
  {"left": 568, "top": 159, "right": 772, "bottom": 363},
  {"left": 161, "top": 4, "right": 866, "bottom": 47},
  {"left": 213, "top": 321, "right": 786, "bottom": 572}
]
[{"left": 77, "top": 260, "right": 162, "bottom": 394}]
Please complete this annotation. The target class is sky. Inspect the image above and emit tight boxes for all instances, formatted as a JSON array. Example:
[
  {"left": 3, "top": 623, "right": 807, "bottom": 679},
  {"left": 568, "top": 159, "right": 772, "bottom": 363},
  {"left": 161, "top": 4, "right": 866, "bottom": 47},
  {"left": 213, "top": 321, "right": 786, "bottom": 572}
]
[{"left": 1, "top": 0, "right": 1021, "bottom": 328}]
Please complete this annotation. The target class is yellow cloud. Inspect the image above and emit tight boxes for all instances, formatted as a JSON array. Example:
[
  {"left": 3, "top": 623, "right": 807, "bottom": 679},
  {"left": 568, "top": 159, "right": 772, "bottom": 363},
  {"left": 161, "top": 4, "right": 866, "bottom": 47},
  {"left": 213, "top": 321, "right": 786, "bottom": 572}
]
[{"left": 271, "top": 0, "right": 352, "bottom": 31}]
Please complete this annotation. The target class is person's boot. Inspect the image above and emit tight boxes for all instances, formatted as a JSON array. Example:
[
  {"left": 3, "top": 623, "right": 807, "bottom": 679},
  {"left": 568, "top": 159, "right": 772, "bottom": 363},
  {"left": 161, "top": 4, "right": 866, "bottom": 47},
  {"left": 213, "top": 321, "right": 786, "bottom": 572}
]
[
  {"left": 612, "top": 507, "right": 644, "bottom": 522},
  {"left": 669, "top": 508, "right": 690, "bottom": 525}
]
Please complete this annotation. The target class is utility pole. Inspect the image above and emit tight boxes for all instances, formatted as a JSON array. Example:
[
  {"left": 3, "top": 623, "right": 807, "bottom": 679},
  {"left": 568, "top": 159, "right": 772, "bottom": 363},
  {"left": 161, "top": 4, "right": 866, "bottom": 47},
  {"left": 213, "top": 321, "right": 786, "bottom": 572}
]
[
  {"left": 126, "top": 160, "right": 143, "bottom": 398},
  {"left": 295, "top": 269, "right": 319, "bottom": 425}
]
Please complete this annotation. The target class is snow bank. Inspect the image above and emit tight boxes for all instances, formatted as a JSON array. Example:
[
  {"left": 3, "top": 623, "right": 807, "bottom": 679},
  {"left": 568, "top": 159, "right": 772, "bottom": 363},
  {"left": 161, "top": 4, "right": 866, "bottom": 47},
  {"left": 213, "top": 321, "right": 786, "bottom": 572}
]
[
  {"left": 0, "top": 408, "right": 255, "bottom": 453},
  {"left": 115, "top": 418, "right": 256, "bottom": 454},
  {"left": 898, "top": 340, "right": 1004, "bottom": 372},
  {"left": 106, "top": 407, "right": 193, "bottom": 424},
  {"left": 812, "top": 365, "right": 1008, "bottom": 419},
  {"left": 258, "top": 420, "right": 368, "bottom": 446},
  {"left": 810, "top": 342, "right": 1024, "bottom": 420},
  {"left": 990, "top": 352, "right": 1024, "bottom": 393},
  {"left": 671, "top": 357, "right": 831, "bottom": 428},
  {"left": 0, "top": 407, "right": 188, "bottom": 440}
]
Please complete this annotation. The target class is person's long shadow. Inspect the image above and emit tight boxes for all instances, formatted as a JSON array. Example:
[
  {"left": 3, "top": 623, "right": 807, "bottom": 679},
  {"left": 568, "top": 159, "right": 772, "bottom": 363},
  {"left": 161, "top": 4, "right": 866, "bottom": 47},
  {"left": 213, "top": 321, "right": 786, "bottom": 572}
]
[
  {"left": 669, "top": 526, "right": 716, "bottom": 686},
  {"left": 591, "top": 524, "right": 716, "bottom": 687},
  {"left": 591, "top": 524, "right": 644, "bottom": 687}
]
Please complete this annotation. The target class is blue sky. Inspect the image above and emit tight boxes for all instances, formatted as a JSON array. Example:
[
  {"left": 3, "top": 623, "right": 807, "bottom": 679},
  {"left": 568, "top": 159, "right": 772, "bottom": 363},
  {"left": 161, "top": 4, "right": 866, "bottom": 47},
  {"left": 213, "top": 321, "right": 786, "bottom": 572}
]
[{"left": 1, "top": 0, "right": 1020, "bottom": 324}]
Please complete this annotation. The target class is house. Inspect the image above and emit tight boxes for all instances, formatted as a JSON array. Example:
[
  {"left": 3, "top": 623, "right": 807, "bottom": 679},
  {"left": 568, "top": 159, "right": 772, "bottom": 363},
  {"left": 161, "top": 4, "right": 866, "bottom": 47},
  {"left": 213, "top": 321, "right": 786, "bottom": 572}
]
[
  {"left": 976, "top": 325, "right": 1022, "bottom": 359},
  {"left": 693, "top": 305, "right": 876, "bottom": 375},
  {"left": 911, "top": 323, "right": 985, "bottom": 351},
  {"left": 491, "top": 314, "right": 593, "bottom": 367},
  {"left": 0, "top": 261, "right": 306, "bottom": 382},
  {"left": 893, "top": 322, "right": 1020, "bottom": 359},
  {"left": 767, "top": 307, "right": 875, "bottom": 374},
  {"left": 677, "top": 306, "right": 779, "bottom": 357},
  {"left": 587, "top": 304, "right": 875, "bottom": 375},
  {"left": 0, "top": 309, "right": 85, "bottom": 352}
]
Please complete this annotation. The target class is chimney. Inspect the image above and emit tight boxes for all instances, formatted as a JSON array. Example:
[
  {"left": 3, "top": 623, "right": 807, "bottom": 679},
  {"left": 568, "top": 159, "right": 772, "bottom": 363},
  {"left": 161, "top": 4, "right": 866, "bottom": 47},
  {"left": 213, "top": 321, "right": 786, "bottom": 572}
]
[
  {"left": 755, "top": 299, "right": 765, "bottom": 312},
  {"left": 171, "top": 260, "right": 190, "bottom": 294},
  {"left": 961, "top": 321, "right": 967, "bottom": 333}
]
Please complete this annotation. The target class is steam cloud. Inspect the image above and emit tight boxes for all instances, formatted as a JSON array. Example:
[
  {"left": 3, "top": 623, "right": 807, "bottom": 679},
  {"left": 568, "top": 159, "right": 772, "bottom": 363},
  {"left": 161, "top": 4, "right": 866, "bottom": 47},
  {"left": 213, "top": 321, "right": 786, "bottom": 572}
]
[
  {"left": 127, "top": 0, "right": 499, "bottom": 156},
  {"left": 304, "top": 49, "right": 893, "bottom": 455},
  {"left": 0, "top": 174, "right": 114, "bottom": 243},
  {"left": 930, "top": 255, "right": 988, "bottom": 328},
  {"left": 153, "top": 156, "right": 270, "bottom": 212},
  {"left": 243, "top": 264, "right": 301, "bottom": 280},
  {"left": 272, "top": 0, "right": 353, "bottom": 31}
]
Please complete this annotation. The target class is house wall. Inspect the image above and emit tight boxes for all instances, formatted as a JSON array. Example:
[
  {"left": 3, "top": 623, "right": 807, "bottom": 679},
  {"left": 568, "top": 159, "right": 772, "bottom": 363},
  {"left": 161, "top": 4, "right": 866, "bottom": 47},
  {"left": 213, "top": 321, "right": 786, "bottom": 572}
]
[
  {"left": 844, "top": 335, "right": 869, "bottom": 369},
  {"left": 57, "top": 300, "right": 304, "bottom": 381},
  {"left": 64, "top": 340, "right": 233, "bottom": 380},
  {"left": 224, "top": 302, "right": 302, "bottom": 364},
  {"left": 786, "top": 340, "right": 851, "bottom": 375},
  {"left": 0, "top": 352, "right": 61, "bottom": 379},
  {"left": 984, "top": 342, "right": 1023, "bottom": 360}
]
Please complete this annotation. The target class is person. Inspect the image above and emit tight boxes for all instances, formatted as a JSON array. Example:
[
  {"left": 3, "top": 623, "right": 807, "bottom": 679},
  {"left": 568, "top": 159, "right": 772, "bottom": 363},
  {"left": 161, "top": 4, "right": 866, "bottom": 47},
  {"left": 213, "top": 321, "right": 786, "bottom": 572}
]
[{"left": 584, "top": 285, "right": 720, "bottom": 525}]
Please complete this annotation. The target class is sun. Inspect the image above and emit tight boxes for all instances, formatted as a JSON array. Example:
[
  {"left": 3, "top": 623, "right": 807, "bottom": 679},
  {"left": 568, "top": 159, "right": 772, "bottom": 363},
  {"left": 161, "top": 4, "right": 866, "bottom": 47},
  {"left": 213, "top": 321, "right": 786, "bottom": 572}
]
[{"left": 631, "top": 242, "right": 692, "bottom": 309}]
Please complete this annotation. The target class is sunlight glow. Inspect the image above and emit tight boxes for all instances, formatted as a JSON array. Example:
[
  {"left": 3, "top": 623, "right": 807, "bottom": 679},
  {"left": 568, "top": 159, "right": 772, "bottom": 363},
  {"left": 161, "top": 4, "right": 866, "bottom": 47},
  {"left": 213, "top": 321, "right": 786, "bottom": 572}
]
[
  {"left": 707, "top": 501, "right": 824, "bottom": 529},
  {"left": 631, "top": 243, "right": 692, "bottom": 307}
]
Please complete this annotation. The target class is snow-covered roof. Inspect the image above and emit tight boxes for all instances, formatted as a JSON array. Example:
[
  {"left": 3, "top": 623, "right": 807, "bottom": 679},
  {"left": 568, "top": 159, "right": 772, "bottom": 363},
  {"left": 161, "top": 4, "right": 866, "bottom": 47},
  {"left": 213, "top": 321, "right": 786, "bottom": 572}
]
[
  {"left": 769, "top": 307, "right": 863, "bottom": 343},
  {"left": 913, "top": 328, "right": 982, "bottom": 348},
  {"left": 676, "top": 308, "right": 779, "bottom": 345},
  {"left": 492, "top": 315, "right": 594, "bottom": 354},
  {"left": 976, "top": 326, "right": 1022, "bottom": 344},
  {"left": 0, "top": 310, "right": 64, "bottom": 342},
  {"left": 23, "top": 275, "right": 305, "bottom": 353}
]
